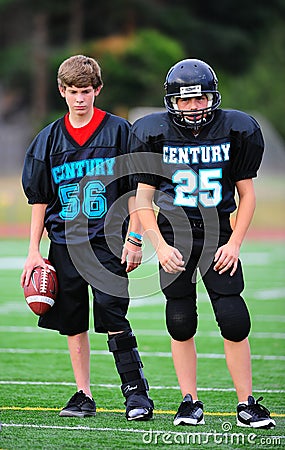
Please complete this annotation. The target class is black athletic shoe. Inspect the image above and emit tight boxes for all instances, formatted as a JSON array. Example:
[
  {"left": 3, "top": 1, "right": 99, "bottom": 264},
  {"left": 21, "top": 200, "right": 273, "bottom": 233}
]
[
  {"left": 237, "top": 396, "right": 276, "bottom": 429},
  {"left": 173, "top": 394, "right": 205, "bottom": 426},
  {"left": 125, "top": 393, "right": 154, "bottom": 421},
  {"left": 59, "top": 390, "right": 96, "bottom": 418}
]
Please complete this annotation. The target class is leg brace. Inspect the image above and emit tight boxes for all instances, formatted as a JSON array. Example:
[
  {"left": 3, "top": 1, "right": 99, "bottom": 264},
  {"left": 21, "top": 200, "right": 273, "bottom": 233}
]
[{"left": 108, "top": 331, "right": 150, "bottom": 399}]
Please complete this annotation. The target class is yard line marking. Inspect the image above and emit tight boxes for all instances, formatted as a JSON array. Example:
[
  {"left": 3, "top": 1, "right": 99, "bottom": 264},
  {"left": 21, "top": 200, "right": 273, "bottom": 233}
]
[
  {"left": 0, "top": 249, "right": 281, "bottom": 268},
  {"left": 0, "top": 348, "right": 285, "bottom": 360},
  {"left": 1, "top": 326, "right": 285, "bottom": 339},
  {"left": 129, "top": 312, "right": 285, "bottom": 322},
  {"left": 255, "top": 288, "right": 285, "bottom": 300},
  {"left": 241, "top": 252, "right": 270, "bottom": 264},
  {"left": 0, "top": 304, "right": 30, "bottom": 314},
  {"left": 0, "top": 257, "right": 26, "bottom": 269},
  {"left": 253, "top": 314, "right": 285, "bottom": 323},
  {"left": 0, "top": 251, "right": 273, "bottom": 270},
  {"left": 0, "top": 380, "right": 284, "bottom": 394},
  {"left": 129, "top": 292, "right": 209, "bottom": 304},
  {"left": 134, "top": 330, "right": 285, "bottom": 339}
]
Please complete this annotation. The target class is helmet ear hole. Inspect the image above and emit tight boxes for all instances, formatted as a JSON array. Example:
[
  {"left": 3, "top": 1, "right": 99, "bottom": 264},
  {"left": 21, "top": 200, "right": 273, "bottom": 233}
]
[
  {"left": 206, "top": 93, "right": 213, "bottom": 109},
  {"left": 170, "top": 96, "right": 179, "bottom": 111}
]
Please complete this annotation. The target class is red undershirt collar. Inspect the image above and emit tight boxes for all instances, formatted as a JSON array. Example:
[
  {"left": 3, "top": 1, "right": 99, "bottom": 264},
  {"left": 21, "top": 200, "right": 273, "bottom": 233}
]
[{"left": 64, "top": 107, "right": 106, "bottom": 146}]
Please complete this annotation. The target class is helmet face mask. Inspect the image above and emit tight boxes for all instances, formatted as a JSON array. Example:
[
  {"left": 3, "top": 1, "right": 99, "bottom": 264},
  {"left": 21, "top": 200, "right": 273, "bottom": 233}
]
[{"left": 164, "top": 59, "right": 221, "bottom": 131}]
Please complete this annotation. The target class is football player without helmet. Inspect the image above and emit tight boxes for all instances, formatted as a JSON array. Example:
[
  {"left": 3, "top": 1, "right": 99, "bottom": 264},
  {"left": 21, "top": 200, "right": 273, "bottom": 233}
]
[{"left": 164, "top": 58, "right": 221, "bottom": 131}]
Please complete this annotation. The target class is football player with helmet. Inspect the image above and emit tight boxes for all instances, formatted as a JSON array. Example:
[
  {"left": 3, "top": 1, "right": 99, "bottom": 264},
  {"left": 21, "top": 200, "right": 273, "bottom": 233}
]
[
  {"left": 129, "top": 58, "right": 275, "bottom": 428},
  {"left": 164, "top": 58, "right": 221, "bottom": 131}
]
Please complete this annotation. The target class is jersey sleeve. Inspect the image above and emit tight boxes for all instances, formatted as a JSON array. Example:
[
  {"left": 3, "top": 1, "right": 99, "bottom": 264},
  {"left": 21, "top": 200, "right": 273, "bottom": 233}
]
[
  {"left": 114, "top": 118, "right": 136, "bottom": 197},
  {"left": 230, "top": 126, "right": 264, "bottom": 182},
  {"left": 22, "top": 130, "right": 53, "bottom": 204},
  {"left": 128, "top": 125, "right": 161, "bottom": 188}
]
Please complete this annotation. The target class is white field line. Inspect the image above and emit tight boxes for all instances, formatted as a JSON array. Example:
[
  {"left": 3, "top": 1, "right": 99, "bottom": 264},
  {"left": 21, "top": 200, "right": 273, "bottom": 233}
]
[
  {"left": 128, "top": 312, "right": 285, "bottom": 323},
  {"left": 0, "top": 347, "right": 284, "bottom": 361},
  {"left": 1, "top": 290, "right": 284, "bottom": 313},
  {"left": 3, "top": 422, "right": 285, "bottom": 441},
  {"left": 0, "top": 423, "right": 162, "bottom": 433},
  {"left": 254, "top": 288, "right": 285, "bottom": 300},
  {"left": 0, "top": 380, "right": 284, "bottom": 394},
  {"left": 1, "top": 286, "right": 284, "bottom": 314},
  {"left": 1, "top": 423, "right": 285, "bottom": 444},
  {"left": 0, "top": 252, "right": 272, "bottom": 270},
  {"left": 2, "top": 292, "right": 284, "bottom": 313},
  {"left": 0, "top": 424, "right": 150, "bottom": 433},
  {"left": 1, "top": 325, "right": 285, "bottom": 339},
  {"left": 0, "top": 257, "right": 26, "bottom": 269}
]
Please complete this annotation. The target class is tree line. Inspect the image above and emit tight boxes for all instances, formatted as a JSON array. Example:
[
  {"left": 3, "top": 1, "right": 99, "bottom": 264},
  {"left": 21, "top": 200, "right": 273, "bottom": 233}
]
[{"left": 0, "top": 0, "right": 284, "bottom": 139}]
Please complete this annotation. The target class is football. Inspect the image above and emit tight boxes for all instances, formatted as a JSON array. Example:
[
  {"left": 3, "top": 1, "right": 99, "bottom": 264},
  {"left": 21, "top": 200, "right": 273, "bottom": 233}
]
[{"left": 24, "top": 258, "right": 58, "bottom": 316}]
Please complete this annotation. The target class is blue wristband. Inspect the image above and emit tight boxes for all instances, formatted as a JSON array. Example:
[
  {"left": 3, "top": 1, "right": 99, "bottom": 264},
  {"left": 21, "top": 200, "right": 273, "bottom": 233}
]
[{"left": 129, "top": 231, "right": 143, "bottom": 241}]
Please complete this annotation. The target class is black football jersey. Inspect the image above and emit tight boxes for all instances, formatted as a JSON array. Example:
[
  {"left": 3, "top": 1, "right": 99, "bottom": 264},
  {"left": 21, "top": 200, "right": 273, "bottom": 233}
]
[
  {"left": 22, "top": 113, "right": 131, "bottom": 244},
  {"left": 129, "top": 109, "right": 264, "bottom": 220}
]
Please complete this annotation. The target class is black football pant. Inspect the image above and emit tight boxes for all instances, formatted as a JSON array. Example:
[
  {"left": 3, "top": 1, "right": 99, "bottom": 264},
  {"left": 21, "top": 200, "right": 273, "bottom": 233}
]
[{"left": 158, "top": 214, "right": 251, "bottom": 342}]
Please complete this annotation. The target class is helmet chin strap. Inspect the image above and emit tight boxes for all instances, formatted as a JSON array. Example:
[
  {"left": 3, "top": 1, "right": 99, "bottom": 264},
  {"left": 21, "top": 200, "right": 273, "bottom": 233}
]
[
  {"left": 180, "top": 115, "right": 207, "bottom": 133},
  {"left": 171, "top": 93, "right": 213, "bottom": 131},
  {"left": 184, "top": 115, "right": 207, "bottom": 127}
]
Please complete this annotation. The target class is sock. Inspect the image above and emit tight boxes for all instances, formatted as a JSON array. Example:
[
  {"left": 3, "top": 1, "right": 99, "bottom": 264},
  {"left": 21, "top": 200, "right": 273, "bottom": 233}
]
[{"left": 238, "top": 400, "right": 248, "bottom": 406}]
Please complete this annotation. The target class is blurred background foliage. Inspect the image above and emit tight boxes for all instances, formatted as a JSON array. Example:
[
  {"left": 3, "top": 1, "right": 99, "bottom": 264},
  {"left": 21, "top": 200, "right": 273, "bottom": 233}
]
[
  {"left": 0, "top": 0, "right": 285, "bottom": 138},
  {"left": 0, "top": 0, "right": 284, "bottom": 232}
]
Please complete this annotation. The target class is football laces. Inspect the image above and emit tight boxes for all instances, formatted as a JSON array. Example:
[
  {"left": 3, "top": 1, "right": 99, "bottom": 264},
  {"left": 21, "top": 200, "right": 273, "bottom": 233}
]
[{"left": 40, "top": 268, "right": 48, "bottom": 294}]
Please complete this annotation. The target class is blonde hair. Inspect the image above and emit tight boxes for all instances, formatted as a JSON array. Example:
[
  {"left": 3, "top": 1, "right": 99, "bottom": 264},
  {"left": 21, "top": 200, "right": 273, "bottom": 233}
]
[{"left": 57, "top": 55, "right": 103, "bottom": 89}]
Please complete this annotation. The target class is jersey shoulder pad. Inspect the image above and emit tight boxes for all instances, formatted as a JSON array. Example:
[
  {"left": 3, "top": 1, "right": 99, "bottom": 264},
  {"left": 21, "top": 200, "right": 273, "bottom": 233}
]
[
  {"left": 221, "top": 109, "right": 261, "bottom": 136},
  {"left": 106, "top": 113, "right": 131, "bottom": 129},
  {"left": 131, "top": 112, "right": 169, "bottom": 137},
  {"left": 26, "top": 118, "right": 62, "bottom": 160}
]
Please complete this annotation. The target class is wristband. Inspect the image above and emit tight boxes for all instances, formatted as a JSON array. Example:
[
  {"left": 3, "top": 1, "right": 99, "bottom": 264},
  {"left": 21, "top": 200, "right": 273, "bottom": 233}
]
[
  {"left": 127, "top": 237, "right": 143, "bottom": 247},
  {"left": 129, "top": 231, "right": 143, "bottom": 241}
]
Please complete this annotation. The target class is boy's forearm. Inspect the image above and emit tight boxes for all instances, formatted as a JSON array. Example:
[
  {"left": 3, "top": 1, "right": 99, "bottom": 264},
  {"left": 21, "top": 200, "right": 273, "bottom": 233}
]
[
  {"left": 136, "top": 201, "right": 166, "bottom": 251},
  {"left": 135, "top": 183, "right": 165, "bottom": 248},
  {"left": 229, "top": 179, "right": 256, "bottom": 247},
  {"left": 127, "top": 196, "right": 143, "bottom": 235},
  {"left": 28, "top": 204, "right": 48, "bottom": 253}
]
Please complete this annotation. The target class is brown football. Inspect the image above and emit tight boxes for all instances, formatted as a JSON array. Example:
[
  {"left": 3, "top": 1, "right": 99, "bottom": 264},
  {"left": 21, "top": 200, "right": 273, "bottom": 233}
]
[{"left": 24, "top": 258, "right": 58, "bottom": 316}]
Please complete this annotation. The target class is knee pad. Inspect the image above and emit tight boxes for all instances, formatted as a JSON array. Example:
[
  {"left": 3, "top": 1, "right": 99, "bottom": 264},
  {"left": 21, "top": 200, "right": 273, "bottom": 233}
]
[
  {"left": 212, "top": 295, "right": 251, "bottom": 342},
  {"left": 107, "top": 331, "right": 150, "bottom": 399},
  {"left": 166, "top": 296, "right": 197, "bottom": 341}
]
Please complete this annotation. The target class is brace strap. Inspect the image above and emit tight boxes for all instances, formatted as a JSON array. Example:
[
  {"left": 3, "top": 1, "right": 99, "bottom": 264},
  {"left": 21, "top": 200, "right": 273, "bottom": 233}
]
[
  {"left": 113, "top": 348, "right": 143, "bottom": 373},
  {"left": 107, "top": 332, "right": 137, "bottom": 352},
  {"left": 121, "top": 378, "right": 149, "bottom": 398}
]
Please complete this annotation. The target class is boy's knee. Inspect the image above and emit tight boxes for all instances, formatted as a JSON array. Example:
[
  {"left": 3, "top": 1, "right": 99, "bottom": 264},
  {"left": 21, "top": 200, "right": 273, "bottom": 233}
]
[
  {"left": 214, "top": 295, "right": 251, "bottom": 342},
  {"left": 166, "top": 297, "right": 197, "bottom": 341}
]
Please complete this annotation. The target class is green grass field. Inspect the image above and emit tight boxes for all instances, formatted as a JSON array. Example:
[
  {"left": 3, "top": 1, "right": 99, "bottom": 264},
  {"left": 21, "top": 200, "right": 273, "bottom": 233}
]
[{"left": 0, "top": 238, "right": 284, "bottom": 449}]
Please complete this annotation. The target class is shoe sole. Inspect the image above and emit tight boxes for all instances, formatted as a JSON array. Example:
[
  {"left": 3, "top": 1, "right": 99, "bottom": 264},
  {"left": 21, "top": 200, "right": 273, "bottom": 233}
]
[
  {"left": 237, "top": 418, "right": 276, "bottom": 429},
  {"left": 127, "top": 411, "right": 153, "bottom": 421},
  {"left": 127, "top": 414, "right": 152, "bottom": 421},
  {"left": 173, "top": 417, "right": 205, "bottom": 426},
  {"left": 59, "top": 410, "right": 96, "bottom": 418}
]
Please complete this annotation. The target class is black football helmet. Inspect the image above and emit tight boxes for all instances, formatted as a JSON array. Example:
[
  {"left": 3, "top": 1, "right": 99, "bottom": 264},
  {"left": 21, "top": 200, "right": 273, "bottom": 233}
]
[{"left": 164, "top": 59, "right": 221, "bottom": 131}]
